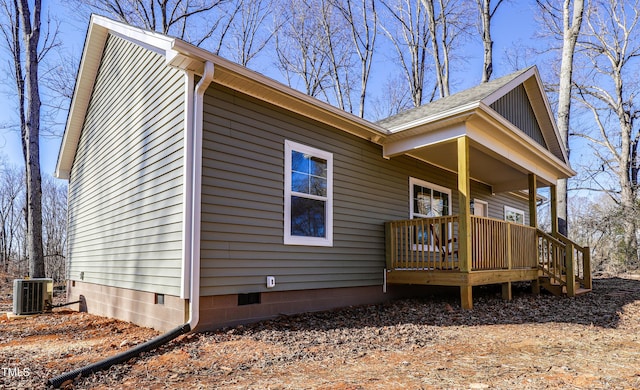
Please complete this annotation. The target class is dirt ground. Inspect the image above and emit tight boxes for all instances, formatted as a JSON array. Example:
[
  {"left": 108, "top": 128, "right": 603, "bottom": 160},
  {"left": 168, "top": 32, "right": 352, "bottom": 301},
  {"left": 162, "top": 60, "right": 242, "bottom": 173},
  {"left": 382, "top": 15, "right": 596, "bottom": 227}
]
[{"left": 2, "top": 274, "right": 640, "bottom": 389}]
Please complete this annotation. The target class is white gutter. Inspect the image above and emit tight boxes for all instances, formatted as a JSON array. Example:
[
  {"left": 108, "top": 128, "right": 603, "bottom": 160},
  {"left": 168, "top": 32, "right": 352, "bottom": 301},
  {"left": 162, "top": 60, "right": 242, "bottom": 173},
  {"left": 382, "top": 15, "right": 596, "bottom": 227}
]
[{"left": 185, "top": 61, "right": 215, "bottom": 330}]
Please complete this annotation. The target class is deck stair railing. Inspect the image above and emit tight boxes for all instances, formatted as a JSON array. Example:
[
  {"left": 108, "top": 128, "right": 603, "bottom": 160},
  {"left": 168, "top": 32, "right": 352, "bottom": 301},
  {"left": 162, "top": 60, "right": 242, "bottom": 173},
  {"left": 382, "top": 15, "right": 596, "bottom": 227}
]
[{"left": 536, "top": 230, "right": 592, "bottom": 296}]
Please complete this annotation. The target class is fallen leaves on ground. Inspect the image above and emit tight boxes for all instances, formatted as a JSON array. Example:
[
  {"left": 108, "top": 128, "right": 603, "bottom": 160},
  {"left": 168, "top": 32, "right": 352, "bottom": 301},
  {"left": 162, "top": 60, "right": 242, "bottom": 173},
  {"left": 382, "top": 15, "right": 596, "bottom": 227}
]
[{"left": 1, "top": 274, "right": 640, "bottom": 389}]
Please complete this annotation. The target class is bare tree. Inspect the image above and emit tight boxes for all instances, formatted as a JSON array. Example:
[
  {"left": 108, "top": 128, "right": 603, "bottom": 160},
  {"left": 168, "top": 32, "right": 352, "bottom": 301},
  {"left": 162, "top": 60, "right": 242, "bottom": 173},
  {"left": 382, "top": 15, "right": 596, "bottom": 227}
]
[
  {"left": 573, "top": 0, "right": 640, "bottom": 265},
  {"left": 332, "top": 0, "right": 378, "bottom": 118},
  {"left": 380, "top": 0, "right": 430, "bottom": 107},
  {"left": 475, "top": 0, "right": 504, "bottom": 83},
  {"left": 274, "top": 0, "right": 332, "bottom": 97},
  {"left": 422, "top": 0, "right": 472, "bottom": 97},
  {"left": 422, "top": 0, "right": 446, "bottom": 97},
  {"left": 0, "top": 161, "right": 24, "bottom": 274},
  {"left": 70, "top": 0, "right": 228, "bottom": 48},
  {"left": 370, "top": 74, "right": 414, "bottom": 120},
  {"left": 537, "top": 0, "right": 585, "bottom": 237},
  {"left": 1, "top": 0, "right": 47, "bottom": 278},
  {"left": 41, "top": 175, "right": 67, "bottom": 282},
  {"left": 318, "top": 0, "right": 354, "bottom": 111},
  {"left": 224, "top": 0, "right": 276, "bottom": 67}
]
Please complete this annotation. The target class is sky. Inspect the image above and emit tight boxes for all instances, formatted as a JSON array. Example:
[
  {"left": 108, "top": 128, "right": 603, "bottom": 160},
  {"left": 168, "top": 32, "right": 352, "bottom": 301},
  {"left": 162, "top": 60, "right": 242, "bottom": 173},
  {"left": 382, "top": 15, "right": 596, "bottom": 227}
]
[{"left": 0, "top": 0, "right": 542, "bottom": 179}]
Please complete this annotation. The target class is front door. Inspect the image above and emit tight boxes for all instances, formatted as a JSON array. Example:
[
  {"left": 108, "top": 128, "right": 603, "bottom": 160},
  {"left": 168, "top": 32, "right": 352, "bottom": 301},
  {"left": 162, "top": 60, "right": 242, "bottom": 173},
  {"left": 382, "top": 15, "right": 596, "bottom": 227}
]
[{"left": 473, "top": 199, "right": 488, "bottom": 217}]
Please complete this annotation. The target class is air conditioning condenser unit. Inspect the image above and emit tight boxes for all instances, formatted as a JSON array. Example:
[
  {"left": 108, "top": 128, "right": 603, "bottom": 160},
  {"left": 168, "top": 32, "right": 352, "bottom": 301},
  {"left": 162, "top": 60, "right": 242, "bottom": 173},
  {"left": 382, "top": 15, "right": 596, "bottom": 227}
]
[{"left": 13, "top": 278, "right": 53, "bottom": 315}]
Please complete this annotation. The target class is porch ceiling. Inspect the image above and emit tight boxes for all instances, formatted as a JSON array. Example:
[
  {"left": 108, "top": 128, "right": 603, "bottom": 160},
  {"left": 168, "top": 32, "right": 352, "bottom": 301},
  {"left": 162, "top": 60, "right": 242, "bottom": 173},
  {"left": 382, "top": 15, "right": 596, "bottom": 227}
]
[{"left": 405, "top": 138, "right": 545, "bottom": 192}]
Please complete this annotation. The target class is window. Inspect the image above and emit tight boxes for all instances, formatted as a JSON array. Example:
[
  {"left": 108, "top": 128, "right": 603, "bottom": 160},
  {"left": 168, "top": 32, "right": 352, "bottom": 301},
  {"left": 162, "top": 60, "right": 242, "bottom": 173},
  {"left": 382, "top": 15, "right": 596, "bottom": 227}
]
[
  {"left": 409, "top": 178, "right": 452, "bottom": 251},
  {"left": 504, "top": 206, "right": 525, "bottom": 224},
  {"left": 410, "top": 178, "right": 451, "bottom": 219},
  {"left": 284, "top": 140, "right": 333, "bottom": 246}
]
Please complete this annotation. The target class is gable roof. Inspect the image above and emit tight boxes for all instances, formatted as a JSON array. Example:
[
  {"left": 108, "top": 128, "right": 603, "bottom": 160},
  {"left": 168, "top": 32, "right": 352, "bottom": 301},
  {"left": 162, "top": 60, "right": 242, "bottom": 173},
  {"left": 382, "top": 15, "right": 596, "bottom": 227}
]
[
  {"left": 377, "top": 67, "right": 531, "bottom": 129},
  {"left": 57, "top": 15, "right": 572, "bottom": 189},
  {"left": 55, "top": 14, "right": 388, "bottom": 179},
  {"left": 377, "top": 67, "right": 568, "bottom": 164}
]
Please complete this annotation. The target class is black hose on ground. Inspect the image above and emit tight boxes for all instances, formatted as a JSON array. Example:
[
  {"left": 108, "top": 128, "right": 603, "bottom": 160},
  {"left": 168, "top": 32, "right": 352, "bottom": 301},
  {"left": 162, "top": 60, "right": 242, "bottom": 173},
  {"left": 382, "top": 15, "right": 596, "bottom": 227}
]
[
  {"left": 46, "top": 323, "right": 191, "bottom": 388},
  {"left": 47, "top": 300, "right": 82, "bottom": 310}
]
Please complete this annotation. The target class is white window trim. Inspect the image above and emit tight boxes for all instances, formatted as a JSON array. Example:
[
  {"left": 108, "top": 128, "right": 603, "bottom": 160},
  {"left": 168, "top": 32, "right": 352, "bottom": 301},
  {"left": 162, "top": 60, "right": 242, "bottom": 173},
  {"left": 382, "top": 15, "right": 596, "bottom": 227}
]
[
  {"left": 409, "top": 177, "right": 452, "bottom": 219},
  {"left": 504, "top": 205, "right": 525, "bottom": 225},
  {"left": 284, "top": 140, "right": 333, "bottom": 246}
]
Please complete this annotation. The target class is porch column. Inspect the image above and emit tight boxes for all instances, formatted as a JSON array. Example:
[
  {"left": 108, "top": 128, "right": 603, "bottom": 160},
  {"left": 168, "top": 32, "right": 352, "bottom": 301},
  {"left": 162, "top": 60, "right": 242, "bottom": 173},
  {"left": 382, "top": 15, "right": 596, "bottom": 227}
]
[
  {"left": 528, "top": 173, "right": 537, "bottom": 228},
  {"left": 529, "top": 174, "right": 540, "bottom": 296},
  {"left": 457, "top": 136, "right": 473, "bottom": 309},
  {"left": 550, "top": 183, "right": 558, "bottom": 236}
]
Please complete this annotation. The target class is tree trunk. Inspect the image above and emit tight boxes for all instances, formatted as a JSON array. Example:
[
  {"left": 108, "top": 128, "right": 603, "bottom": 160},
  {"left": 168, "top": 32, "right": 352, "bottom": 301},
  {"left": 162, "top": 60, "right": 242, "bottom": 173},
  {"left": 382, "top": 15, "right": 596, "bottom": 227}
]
[
  {"left": 555, "top": 0, "right": 584, "bottom": 237},
  {"left": 423, "top": 0, "right": 444, "bottom": 98},
  {"left": 479, "top": 0, "right": 492, "bottom": 83},
  {"left": 18, "top": 0, "right": 45, "bottom": 278}
]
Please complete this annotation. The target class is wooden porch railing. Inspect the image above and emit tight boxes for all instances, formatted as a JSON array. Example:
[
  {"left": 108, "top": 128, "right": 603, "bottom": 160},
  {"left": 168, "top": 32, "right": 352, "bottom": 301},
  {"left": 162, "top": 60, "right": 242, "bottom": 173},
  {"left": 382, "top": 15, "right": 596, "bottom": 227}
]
[
  {"left": 385, "top": 215, "right": 538, "bottom": 271},
  {"left": 385, "top": 215, "right": 592, "bottom": 297},
  {"left": 470, "top": 216, "right": 537, "bottom": 270},
  {"left": 385, "top": 216, "right": 459, "bottom": 271}
]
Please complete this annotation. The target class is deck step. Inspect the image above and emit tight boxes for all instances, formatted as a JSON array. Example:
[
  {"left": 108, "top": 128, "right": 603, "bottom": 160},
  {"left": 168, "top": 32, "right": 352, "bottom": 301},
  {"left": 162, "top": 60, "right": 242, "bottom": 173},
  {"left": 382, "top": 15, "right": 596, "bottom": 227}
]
[
  {"left": 574, "top": 287, "right": 592, "bottom": 296},
  {"left": 539, "top": 276, "right": 592, "bottom": 297}
]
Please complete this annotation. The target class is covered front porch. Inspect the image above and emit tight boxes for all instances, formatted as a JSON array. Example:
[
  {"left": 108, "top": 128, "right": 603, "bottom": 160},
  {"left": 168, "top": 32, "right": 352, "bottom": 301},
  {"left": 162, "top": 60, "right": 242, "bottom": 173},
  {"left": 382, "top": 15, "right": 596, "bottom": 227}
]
[{"left": 378, "top": 68, "right": 592, "bottom": 308}]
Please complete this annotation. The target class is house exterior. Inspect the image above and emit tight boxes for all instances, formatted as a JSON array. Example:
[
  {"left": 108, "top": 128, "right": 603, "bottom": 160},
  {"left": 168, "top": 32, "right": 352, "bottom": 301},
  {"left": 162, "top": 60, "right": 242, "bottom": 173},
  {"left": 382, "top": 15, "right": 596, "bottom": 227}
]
[{"left": 56, "top": 15, "right": 590, "bottom": 332}]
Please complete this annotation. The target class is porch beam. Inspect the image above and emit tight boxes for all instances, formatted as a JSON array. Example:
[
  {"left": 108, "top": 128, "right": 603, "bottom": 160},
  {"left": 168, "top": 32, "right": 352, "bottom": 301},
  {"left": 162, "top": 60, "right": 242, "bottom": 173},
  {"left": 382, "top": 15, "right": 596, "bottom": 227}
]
[
  {"left": 457, "top": 136, "right": 472, "bottom": 273},
  {"left": 528, "top": 173, "right": 537, "bottom": 228},
  {"left": 550, "top": 184, "right": 558, "bottom": 236}
]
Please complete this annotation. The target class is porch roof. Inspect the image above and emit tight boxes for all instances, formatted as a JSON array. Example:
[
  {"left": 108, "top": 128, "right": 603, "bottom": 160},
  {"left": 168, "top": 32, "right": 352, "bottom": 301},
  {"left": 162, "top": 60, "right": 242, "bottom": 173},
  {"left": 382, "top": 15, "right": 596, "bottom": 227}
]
[{"left": 377, "top": 67, "right": 574, "bottom": 192}]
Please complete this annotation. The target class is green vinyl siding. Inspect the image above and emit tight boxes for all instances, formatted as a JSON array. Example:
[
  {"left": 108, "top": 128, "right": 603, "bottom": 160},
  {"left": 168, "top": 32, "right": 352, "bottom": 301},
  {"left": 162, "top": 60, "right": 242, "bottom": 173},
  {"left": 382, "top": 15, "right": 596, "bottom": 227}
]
[
  {"left": 199, "top": 84, "right": 530, "bottom": 296},
  {"left": 66, "top": 35, "right": 185, "bottom": 295}
]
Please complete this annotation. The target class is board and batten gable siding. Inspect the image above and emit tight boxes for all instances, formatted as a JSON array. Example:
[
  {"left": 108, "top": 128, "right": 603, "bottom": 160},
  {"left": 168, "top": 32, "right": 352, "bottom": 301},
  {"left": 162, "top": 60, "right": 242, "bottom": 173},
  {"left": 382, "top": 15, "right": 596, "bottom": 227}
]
[
  {"left": 199, "top": 84, "right": 531, "bottom": 296},
  {"left": 67, "top": 35, "right": 186, "bottom": 296},
  {"left": 490, "top": 84, "right": 547, "bottom": 149}
]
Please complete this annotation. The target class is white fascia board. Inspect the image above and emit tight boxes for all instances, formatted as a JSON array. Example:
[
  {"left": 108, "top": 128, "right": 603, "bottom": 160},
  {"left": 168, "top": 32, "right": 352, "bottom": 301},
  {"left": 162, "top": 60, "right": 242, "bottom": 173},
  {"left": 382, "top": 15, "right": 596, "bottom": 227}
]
[
  {"left": 91, "top": 15, "right": 175, "bottom": 54},
  {"left": 55, "top": 15, "right": 180, "bottom": 179},
  {"left": 383, "top": 123, "right": 467, "bottom": 158},
  {"left": 467, "top": 117, "right": 574, "bottom": 185},
  {"left": 55, "top": 18, "right": 108, "bottom": 179},
  {"left": 474, "top": 104, "right": 575, "bottom": 176},
  {"left": 481, "top": 66, "right": 535, "bottom": 106},
  {"left": 482, "top": 66, "right": 570, "bottom": 166},
  {"left": 384, "top": 102, "right": 479, "bottom": 134}
]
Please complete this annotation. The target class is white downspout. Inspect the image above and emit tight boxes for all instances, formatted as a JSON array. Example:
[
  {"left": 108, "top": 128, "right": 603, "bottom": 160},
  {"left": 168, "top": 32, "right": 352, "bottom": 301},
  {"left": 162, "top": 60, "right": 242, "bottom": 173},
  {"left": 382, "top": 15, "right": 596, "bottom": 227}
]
[
  {"left": 181, "top": 71, "right": 194, "bottom": 300},
  {"left": 186, "top": 61, "right": 215, "bottom": 330}
]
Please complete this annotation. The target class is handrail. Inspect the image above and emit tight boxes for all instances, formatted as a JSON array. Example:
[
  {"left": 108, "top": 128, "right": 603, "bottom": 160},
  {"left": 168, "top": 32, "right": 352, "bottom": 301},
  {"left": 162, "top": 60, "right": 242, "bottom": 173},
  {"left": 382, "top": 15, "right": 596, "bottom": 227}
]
[
  {"left": 536, "top": 229, "right": 567, "bottom": 288},
  {"left": 536, "top": 229, "right": 592, "bottom": 295},
  {"left": 553, "top": 232, "right": 592, "bottom": 290},
  {"left": 537, "top": 229, "right": 566, "bottom": 249}
]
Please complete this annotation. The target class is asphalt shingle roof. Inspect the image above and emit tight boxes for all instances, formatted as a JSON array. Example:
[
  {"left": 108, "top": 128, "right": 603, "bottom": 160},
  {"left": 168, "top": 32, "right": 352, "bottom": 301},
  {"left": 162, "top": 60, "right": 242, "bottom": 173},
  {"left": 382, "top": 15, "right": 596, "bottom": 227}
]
[{"left": 376, "top": 67, "right": 533, "bottom": 130}]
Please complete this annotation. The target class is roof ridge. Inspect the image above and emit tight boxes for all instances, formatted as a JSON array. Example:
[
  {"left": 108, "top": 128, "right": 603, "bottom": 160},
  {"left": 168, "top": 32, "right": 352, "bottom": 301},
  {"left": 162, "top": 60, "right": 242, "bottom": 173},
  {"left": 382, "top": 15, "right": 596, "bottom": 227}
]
[{"left": 376, "top": 67, "right": 534, "bottom": 130}]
